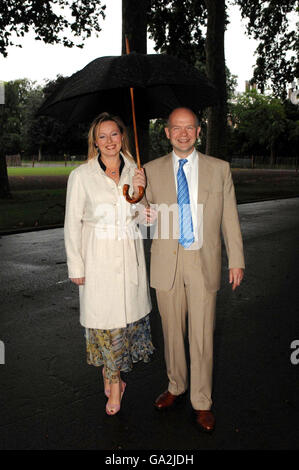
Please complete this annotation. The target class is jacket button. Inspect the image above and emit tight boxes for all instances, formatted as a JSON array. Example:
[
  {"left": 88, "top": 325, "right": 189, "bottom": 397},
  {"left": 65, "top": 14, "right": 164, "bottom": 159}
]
[{"left": 173, "top": 251, "right": 176, "bottom": 255}]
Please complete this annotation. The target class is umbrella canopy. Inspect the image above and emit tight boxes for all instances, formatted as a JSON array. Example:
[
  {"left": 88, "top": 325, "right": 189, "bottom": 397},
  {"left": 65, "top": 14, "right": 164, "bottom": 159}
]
[{"left": 38, "top": 52, "right": 218, "bottom": 125}]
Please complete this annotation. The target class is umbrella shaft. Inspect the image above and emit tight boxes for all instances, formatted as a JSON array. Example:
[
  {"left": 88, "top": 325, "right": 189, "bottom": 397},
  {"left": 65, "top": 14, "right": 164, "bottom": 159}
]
[
  {"left": 126, "top": 35, "right": 141, "bottom": 169},
  {"left": 130, "top": 87, "right": 141, "bottom": 168}
]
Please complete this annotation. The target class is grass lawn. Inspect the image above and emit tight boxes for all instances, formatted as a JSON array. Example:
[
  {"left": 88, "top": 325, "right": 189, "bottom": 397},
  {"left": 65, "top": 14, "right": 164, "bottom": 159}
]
[
  {"left": 0, "top": 189, "right": 66, "bottom": 231},
  {"left": 7, "top": 166, "right": 79, "bottom": 176},
  {"left": 1, "top": 169, "right": 299, "bottom": 233}
]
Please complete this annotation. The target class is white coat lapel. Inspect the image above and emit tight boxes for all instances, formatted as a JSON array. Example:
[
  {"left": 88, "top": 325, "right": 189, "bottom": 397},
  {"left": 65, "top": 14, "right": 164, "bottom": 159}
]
[{"left": 88, "top": 156, "right": 102, "bottom": 175}]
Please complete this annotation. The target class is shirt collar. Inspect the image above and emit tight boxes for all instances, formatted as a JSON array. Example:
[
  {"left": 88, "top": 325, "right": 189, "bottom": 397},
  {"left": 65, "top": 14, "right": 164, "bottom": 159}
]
[
  {"left": 172, "top": 148, "right": 197, "bottom": 167},
  {"left": 98, "top": 153, "right": 125, "bottom": 175}
]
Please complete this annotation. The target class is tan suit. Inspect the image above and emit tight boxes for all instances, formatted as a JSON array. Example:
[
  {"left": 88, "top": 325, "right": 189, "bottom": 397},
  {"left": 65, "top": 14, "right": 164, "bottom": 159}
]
[{"left": 144, "top": 151, "right": 244, "bottom": 410}]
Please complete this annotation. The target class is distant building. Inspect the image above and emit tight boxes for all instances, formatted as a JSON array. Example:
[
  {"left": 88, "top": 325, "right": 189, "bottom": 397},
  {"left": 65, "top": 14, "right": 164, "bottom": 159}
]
[
  {"left": 0, "top": 81, "right": 4, "bottom": 105},
  {"left": 245, "top": 80, "right": 256, "bottom": 92},
  {"left": 288, "top": 80, "right": 299, "bottom": 105}
]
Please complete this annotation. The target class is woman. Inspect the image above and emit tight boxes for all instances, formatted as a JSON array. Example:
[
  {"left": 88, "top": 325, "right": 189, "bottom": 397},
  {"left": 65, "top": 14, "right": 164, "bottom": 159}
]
[{"left": 64, "top": 112, "right": 153, "bottom": 415}]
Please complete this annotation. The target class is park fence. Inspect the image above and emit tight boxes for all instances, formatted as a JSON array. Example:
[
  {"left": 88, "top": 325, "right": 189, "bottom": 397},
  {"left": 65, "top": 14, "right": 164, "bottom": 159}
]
[
  {"left": 6, "top": 154, "right": 21, "bottom": 166},
  {"left": 231, "top": 156, "right": 298, "bottom": 170},
  {"left": 6, "top": 154, "right": 86, "bottom": 167}
]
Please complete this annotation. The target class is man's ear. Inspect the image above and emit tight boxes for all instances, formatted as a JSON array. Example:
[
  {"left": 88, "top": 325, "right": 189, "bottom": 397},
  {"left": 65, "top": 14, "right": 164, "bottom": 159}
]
[
  {"left": 196, "top": 127, "right": 201, "bottom": 138},
  {"left": 165, "top": 127, "right": 170, "bottom": 139}
]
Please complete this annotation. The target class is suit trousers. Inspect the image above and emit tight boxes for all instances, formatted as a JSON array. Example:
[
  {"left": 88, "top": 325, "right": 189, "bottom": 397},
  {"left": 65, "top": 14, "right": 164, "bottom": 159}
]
[{"left": 156, "top": 244, "right": 217, "bottom": 410}]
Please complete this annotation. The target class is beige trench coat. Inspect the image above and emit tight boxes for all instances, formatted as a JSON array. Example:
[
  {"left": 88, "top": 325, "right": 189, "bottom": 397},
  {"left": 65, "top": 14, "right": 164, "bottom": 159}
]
[{"left": 64, "top": 154, "right": 152, "bottom": 329}]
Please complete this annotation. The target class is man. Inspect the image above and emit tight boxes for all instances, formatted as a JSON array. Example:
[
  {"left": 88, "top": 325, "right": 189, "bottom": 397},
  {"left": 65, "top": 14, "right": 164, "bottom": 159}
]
[{"left": 143, "top": 107, "right": 244, "bottom": 432}]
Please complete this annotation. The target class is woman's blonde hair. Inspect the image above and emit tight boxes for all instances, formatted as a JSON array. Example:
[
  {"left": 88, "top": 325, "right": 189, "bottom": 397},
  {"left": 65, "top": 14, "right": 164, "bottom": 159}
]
[{"left": 87, "top": 112, "right": 134, "bottom": 162}]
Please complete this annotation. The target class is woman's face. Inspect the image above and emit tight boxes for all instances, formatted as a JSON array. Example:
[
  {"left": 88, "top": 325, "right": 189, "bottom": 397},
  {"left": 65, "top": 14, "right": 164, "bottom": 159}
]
[{"left": 95, "top": 120, "right": 123, "bottom": 160}]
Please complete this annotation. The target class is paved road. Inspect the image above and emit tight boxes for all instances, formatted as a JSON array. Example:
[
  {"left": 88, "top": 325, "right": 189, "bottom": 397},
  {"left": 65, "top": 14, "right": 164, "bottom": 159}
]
[{"left": 0, "top": 198, "right": 298, "bottom": 450}]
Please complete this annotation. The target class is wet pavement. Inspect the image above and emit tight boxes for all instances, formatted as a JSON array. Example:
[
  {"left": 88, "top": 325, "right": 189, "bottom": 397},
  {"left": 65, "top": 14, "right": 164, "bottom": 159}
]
[{"left": 0, "top": 198, "right": 299, "bottom": 450}]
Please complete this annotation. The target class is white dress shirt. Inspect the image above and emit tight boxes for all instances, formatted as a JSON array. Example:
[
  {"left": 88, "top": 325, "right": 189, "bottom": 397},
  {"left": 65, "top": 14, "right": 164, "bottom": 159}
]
[{"left": 172, "top": 148, "right": 201, "bottom": 250}]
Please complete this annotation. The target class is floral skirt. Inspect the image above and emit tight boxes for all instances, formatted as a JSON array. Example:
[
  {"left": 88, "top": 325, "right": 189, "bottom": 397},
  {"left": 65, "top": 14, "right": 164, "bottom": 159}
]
[{"left": 85, "top": 314, "right": 154, "bottom": 383}]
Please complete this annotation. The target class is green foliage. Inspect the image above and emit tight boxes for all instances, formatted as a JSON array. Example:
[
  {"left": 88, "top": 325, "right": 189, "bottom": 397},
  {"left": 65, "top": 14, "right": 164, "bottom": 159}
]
[
  {"left": 226, "top": 67, "right": 238, "bottom": 101},
  {"left": 0, "top": 77, "right": 88, "bottom": 159},
  {"left": 149, "top": 119, "right": 172, "bottom": 159},
  {"left": 148, "top": 0, "right": 298, "bottom": 98},
  {"left": 0, "top": 79, "right": 33, "bottom": 154},
  {"left": 148, "top": 0, "right": 207, "bottom": 65},
  {"left": 0, "top": 0, "right": 106, "bottom": 57},
  {"left": 229, "top": 89, "right": 299, "bottom": 158},
  {"left": 235, "top": 0, "right": 298, "bottom": 98},
  {"left": 27, "top": 76, "right": 88, "bottom": 157}
]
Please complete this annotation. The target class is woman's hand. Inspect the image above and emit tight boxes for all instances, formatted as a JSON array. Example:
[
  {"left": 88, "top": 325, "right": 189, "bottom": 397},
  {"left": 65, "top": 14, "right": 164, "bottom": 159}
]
[
  {"left": 132, "top": 168, "right": 146, "bottom": 196},
  {"left": 70, "top": 277, "right": 85, "bottom": 285}
]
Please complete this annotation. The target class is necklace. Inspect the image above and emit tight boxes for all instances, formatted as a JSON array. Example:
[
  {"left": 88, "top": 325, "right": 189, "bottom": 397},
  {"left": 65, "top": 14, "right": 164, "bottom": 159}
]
[
  {"left": 105, "top": 167, "right": 120, "bottom": 181},
  {"left": 106, "top": 167, "right": 119, "bottom": 174}
]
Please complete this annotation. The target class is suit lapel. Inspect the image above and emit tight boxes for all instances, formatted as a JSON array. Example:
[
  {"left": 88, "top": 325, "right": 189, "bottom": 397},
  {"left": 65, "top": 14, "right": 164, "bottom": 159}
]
[
  {"left": 153, "top": 151, "right": 213, "bottom": 206},
  {"left": 197, "top": 152, "right": 212, "bottom": 205},
  {"left": 161, "top": 153, "right": 177, "bottom": 204}
]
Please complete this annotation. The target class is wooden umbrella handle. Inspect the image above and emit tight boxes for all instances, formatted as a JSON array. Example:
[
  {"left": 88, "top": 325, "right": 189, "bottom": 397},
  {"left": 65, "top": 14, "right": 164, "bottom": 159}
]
[
  {"left": 123, "top": 36, "right": 144, "bottom": 204},
  {"left": 123, "top": 183, "right": 144, "bottom": 203}
]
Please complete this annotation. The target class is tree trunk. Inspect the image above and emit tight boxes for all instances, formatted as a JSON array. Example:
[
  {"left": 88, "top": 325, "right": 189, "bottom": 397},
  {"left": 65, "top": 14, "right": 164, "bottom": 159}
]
[
  {"left": 270, "top": 143, "right": 276, "bottom": 167},
  {"left": 0, "top": 100, "right": 12, "bottom": 198},
  {"left": 122, "top": 0, "right": 149, "bottom": 163},
  {"left": 204, "top": 0, "right": 228, "bottom": 161},
  {"left": 0, "top": 151, "right": 12, "bottom": 199},
  {"left": 122, "top": 0, "right": 147, "bottom": 55}
]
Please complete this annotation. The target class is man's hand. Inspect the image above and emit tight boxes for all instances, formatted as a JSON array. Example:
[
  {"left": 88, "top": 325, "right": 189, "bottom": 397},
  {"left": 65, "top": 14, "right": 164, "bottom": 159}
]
[
  {"left": 70, "top": 277, "right": 85, "bottom": 285},
  {"left": 132, "top": 168, "right": 146, "bottom": 195},
  {"left": 144, "top": 205, "right": 158, "bottom": 225},
  {"left": 229, "top": 268, "right": 244, "bottom": 291}
]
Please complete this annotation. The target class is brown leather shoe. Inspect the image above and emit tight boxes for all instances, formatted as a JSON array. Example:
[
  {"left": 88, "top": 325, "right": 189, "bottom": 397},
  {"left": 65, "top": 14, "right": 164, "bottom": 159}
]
[
  {"left": 194, "top": 410, "right": 215, "bottom": 433},
  {"left": 154, "top": 390, "right": 184, "bottom": 410}
]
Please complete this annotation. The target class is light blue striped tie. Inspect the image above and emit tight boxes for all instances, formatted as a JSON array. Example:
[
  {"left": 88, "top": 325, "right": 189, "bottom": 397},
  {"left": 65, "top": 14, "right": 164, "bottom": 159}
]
[{"left": 177, "top": 159, "right": 194, "bottom": 248}]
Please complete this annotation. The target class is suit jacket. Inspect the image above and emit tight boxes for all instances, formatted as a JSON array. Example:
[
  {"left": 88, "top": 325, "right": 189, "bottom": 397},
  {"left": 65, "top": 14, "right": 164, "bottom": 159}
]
[{"left": 143, "top": 151, "right": 245, "bottom": 292}]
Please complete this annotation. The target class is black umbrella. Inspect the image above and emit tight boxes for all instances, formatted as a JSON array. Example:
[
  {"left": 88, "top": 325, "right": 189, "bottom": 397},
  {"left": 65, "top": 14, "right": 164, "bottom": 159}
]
[
  {"left": 38, "top": 52, "right": 218, "bottom": 126},
  {"left": 38, "top": 49, "right": 218, "bottom": 204}
]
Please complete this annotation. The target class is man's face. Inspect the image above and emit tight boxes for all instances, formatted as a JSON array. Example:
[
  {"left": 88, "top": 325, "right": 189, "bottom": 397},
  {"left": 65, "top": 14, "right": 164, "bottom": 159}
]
[{"left": 165, "top": 108, "right": 201, "bottom": 157}]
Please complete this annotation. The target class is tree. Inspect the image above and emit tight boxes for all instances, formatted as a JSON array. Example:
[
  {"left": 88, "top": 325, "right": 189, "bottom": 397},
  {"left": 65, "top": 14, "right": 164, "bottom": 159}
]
[
  {"left": 226, "top": 68, "right": 238, "bottom": 101},
  {"left": 21, "top": 77, "right": 88, "bottom": 160},
  {"left": 0, "top": 79, "right": 33, "bottom": 198},
  {"left": 122, "top": 0, "right": 148, "bottom": 55},
  {"left": 0, "top": 0, "right": 106, "bottom": 57},
  {"left": 0, "top": 0, "right": 106, "bottom": 198},
  {"left": 204, "top": 0, "right": 227, "bottom": 158},
  {"left": 122, "top": 0, "right": 149, "bottom": 161},
  {"left": 229, "top": 89, "right": 290, "bottom": 164},
  {"left": 148, "top": 0, "right": 207, "bottom": 65},
  {"left": 0, "top": 79, "right": 33, "bottom": 153},
  {"left": 149, "top": 119, "right": 172, "bottom": 159},
  {"left": 21, "top": 84, "right": 47, "bottom": 160},
  {"left": 236, "top": 0, "right": 298, "bottom": 99},
  {"left": 148, "top": 0, "right": 228, "bottom": 159},
  {"left": 278, "top": 101, "right": 299, "bottom": 159},
  {"left": 147, "top": 0, "right": 298, "bottom": 159}
]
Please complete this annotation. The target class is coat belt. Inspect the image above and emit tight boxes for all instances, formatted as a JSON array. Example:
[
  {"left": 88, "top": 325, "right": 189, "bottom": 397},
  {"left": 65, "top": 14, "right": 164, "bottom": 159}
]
[{"left": 83, "top": 221, "right": 139, "bottom": 285}]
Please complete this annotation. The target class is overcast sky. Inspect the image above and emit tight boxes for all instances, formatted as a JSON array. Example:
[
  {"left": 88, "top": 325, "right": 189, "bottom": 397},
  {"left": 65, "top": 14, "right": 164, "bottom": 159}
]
[{"left": 0, "top": 1, "right": 258, "bottom": 92}]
